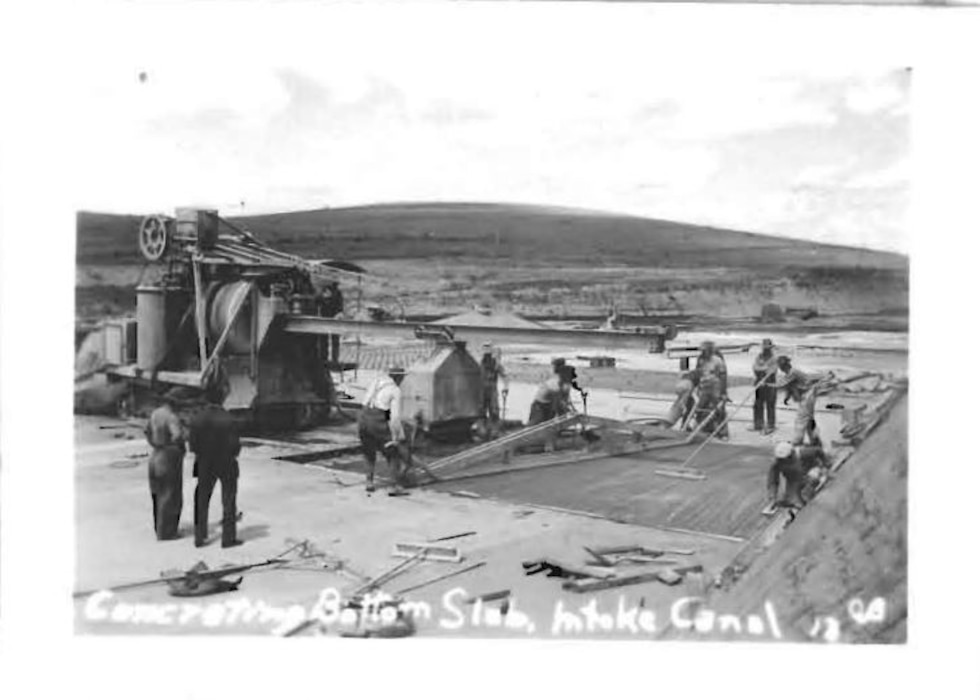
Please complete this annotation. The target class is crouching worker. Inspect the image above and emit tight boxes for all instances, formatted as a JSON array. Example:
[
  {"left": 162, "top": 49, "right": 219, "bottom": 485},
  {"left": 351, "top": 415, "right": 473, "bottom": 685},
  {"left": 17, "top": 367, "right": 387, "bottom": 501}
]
[
  {"left": 359, "top": 366, "right": 409, "bottom": 496},
  {"left": 145, "top": 391, "right": 186, "bottom": 540},
  {"left": 528, "top": 365, "right": 575, "bottom": 426},
  {"left": 765, "top": 441, "right": 829, "bottom": 512}
]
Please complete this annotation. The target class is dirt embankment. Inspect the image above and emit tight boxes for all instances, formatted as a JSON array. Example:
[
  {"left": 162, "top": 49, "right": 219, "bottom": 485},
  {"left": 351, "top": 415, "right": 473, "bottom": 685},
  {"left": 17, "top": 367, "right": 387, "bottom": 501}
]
[{"left": 690, "top": 393, "right": 908, "bottom": 643}]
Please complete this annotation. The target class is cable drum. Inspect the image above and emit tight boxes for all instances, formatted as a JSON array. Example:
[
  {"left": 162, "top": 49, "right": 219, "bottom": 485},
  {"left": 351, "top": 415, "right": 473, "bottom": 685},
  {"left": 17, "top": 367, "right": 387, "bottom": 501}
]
[{"left": 207, "top": 281, "right": 253, "bottom": 354}]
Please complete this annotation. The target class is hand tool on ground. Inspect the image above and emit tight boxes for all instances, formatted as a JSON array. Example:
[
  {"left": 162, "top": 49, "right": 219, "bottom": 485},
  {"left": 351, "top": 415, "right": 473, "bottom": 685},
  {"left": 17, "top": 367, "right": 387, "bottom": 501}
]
[
  {"left": 352, "top": 549, "right": 426, "bottom": 597},
  {"left": 429, "top": 531, "right": 476, "bottom": 542},
  {"left": 395, "top": 561, "right": 487, "bottom": 595},
  {"left": 73, "top": 539, "right": 308, "bottom": 599}
]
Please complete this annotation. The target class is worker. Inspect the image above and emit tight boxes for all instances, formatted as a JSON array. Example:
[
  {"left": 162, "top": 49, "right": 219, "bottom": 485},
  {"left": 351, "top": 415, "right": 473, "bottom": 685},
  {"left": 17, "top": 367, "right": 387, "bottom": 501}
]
[
  {"left": 144, "top": 392, "right": 186, "bottom": 540},
  {"left": 751, "top": 339, "right": 779, "bottom": 434},
  {"left": 551, "top": 357, "right": 588, "bottom": 403},
  {"left": 776, "top": 356, "right": 828, "bottom": 447},
  {"left": 665, "top": 371, "right": 698, "bottom": 428},
  {"left": 767, "top": 441, "right": 829, "bottom": 510},
  {"left": 319, "top": 282, "right": 344, "bottom": 364},
  {"left": 528, "top": 365, "right": 575, "bottom": 426},
  {"left": 189, "top": 383, "right": 242, "bottom": 548},
  {"left": 359, "top": 366, "right": 408, "bottom": 496},
  {"left": 693, "top": 341, "right": 729, "bottom": 438},
  {"left": 480, "top": 341, "right": 508, "bottom": 424}
]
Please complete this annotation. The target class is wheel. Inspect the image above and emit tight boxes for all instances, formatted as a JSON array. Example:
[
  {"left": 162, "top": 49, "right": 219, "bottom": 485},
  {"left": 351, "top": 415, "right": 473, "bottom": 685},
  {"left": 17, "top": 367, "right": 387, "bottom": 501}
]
[{"left": 138, "top": 214, "right": 172, "bottom": 261}]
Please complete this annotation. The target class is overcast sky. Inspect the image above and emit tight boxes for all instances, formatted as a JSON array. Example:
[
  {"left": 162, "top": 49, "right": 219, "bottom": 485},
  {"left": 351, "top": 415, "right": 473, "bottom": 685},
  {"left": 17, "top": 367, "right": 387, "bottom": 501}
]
[{"left": 70, "top": 4, "right": 910, "bottom": 253}]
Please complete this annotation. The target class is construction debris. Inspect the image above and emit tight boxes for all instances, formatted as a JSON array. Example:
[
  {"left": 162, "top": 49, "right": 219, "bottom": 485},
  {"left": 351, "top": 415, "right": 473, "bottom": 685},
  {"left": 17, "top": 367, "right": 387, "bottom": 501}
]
[
  {"left": 393, "top": 542, "right": 464, "bottom": 563},
  {"left": 395, "top": 562, "right": 487, "bottom": 595},
  {"left": 562, "top": 564, "right": 704, "bottom": 593}
]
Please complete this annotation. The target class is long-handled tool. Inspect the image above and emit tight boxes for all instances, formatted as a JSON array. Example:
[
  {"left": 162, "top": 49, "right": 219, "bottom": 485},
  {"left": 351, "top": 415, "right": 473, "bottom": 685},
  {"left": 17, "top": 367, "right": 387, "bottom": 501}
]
[{"left": 678, "top": 369, "right": 776, "bottom": 471}]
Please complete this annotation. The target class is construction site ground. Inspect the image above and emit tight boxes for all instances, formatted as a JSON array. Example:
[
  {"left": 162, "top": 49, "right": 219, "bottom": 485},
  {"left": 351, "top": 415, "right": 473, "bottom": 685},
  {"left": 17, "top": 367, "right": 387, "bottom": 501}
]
[{"left": 74, "top": 333, "right": 905, "bottom": 639}]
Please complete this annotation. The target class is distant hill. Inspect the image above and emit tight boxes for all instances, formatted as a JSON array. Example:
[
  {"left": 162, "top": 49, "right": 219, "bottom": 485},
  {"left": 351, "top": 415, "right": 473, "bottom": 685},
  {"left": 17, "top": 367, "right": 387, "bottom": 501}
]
[{"left": 76, "top": 202, "right": 908, "bottom": 271}]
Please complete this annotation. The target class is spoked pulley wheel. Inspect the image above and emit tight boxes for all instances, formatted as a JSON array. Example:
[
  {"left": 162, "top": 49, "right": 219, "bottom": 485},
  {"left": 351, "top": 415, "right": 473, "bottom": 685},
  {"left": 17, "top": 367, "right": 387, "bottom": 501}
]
[{"left": 138, "top": 214, "right": 172, "bottom": 261}]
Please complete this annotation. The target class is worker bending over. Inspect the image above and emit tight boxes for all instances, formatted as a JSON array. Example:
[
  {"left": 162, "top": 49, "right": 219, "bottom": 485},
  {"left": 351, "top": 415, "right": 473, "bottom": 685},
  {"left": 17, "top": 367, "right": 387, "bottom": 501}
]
[
  {"left": 767, "top": 441, "right": 828, "bottom": 510},
  {"left": 776, "top": 356, "right": 830, "bottom": 447},
  {"left": 359, "top": 366, "right": 409, "bottom": 496},
  {"left": 189, "top": 384, "right": 242, "bottom": 548},
  {"left": 693, "top": 341, "right": 729, "bottom": 438},
  {"left": 664, "top": 371, "right": 698, "bottom": 429},
  {"left": 751, "top": 339, "right": 779, "bottom": 434},
  {"left": 528, "top": 365, "right": 575, "bottom": 425},
  {"left": 144, "top": 392, "right": 186, "bottom": 540},
  {"left": 480, "top": 342, "right": 509, "bottom": 424}
]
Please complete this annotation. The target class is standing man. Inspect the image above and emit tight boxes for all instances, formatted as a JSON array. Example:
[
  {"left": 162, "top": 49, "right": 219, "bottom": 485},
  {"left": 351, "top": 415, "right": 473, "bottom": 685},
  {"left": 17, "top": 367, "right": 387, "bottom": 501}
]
[
  {"left": 751, "top": 339, "right": 779, "bottom": 434},
  {"left": 528, "top": 365, "right": 575, "bottom": 426},
  {"left": 189, "top": 384, "right": 242, "bottom": 548},
  {"left": 144, "top": 392, "right": 186, "bottom": 540},
  {"left": 479, "top": 342, "right": 508, "bottom": 424},
  {"left": 359, "top": 367, "right": 408, "bottom": 496},
  {"left": 776, "top": 356, "right": 828, "bottom": 447},
  {"left": 766, "top": 441, "right": 829, "bottom": 511},
  {"left": 694, "top": 341, "right": 729, "bottom": 438}
]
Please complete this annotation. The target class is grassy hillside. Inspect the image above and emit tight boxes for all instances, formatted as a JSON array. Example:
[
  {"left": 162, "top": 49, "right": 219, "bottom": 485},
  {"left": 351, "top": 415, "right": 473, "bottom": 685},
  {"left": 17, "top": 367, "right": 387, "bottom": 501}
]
[
  {"left": 75, "top": 203, "right": 909, "bottom": 323},
  {"left": 76, "top": 203, "right": 907, "bottom": 271}
]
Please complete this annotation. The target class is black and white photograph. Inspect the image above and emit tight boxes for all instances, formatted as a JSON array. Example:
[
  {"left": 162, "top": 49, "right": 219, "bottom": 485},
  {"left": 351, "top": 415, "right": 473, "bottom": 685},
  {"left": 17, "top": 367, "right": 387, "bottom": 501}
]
[
  {"left": 2, "top": 0, "right": 980, "bottom": 696},
  {"left": 65, "top": 6, "right": 915, "bottom": 643}
]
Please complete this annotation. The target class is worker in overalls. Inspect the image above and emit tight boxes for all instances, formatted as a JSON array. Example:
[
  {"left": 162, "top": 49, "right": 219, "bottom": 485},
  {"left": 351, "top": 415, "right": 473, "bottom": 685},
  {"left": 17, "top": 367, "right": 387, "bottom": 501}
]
[
  {"left": 189, "top": 383, "right": 242, "bottom": 548},
  {"left": 359, "top": 367, "right": 408, "bottom": 496},
  {"left": 751, "top": 339, "right": 779, "bottom": 434},
  {"left": 144, "top": 393, "right": 186, "bottom": 540},
  {"left": 479, "top": 342, "right": 508, "bottom": 424},
  {"left": 776, "top": 356, "right": 825, "bottom": 447},
  {"left": 693, "top": 341, "right": 729, "bottom": 438},
  {"left": 767, "top": 441, "right": 828, "bottom": 510},
  {"left": 528, "top": 365, "right": 575, "bottom": 426}
]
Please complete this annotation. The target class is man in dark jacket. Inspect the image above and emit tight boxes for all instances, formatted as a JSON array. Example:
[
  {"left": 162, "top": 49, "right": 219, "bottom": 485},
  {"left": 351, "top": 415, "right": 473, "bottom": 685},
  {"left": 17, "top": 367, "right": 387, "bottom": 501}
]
[
  {"left": 189, "top": 385, "right": 242, "bottom": 548},
  {"left": 144, "top": 394, "right": 186, "bottom": 540}
]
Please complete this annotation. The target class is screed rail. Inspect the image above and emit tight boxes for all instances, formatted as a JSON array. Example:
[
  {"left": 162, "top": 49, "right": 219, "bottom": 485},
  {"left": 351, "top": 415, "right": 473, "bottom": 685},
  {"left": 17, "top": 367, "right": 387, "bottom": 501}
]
[{"left": 282, "top": 316, "right": 670, "bottom": 351}]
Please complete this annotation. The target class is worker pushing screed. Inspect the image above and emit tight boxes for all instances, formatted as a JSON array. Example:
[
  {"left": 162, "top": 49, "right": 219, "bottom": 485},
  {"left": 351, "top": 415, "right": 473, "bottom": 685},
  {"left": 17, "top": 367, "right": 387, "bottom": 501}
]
[
  {"left": 359, "top": 366, "right": 410, "bottom": 496},
  {"left": 692, "top": 341, "right": 729, "bottom": 438}
]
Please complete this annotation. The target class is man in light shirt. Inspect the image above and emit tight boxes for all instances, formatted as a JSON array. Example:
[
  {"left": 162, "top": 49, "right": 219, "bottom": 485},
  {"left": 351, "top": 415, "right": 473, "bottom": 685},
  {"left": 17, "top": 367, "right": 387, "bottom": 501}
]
[
  {"left": 359, "top": 366, "right": 408, "bottom": 495},
  {"left": 776, "top": 356, "right": 832, "bottom": 447}
]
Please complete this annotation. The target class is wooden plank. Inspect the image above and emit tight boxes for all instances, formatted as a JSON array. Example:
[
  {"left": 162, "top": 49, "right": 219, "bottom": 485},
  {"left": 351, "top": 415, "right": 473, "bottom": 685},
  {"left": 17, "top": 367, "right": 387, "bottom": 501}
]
[
  {"left": 192, "top": 259, "right": 208, "bottom": 369},
  {"left": 524, "top": 559, "right": 617, "bottom": 580},
  {"left": 393, "top": 542, "right": 463, "bottom": 563},
  {"left": 562, "top": 571, "right": 665, "bottom": 593}
]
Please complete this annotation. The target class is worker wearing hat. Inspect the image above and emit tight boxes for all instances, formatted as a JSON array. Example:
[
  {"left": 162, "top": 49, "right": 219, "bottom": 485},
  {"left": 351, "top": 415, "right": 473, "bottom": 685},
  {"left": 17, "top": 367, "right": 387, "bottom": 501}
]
[
  {"left": 751, "top": 339, "right": 779, "bottom": 434},
  {"left": 693, "top": 341, "right": 729, "bottom": 438},
  {"left": 479, "top": 341, "right": 508, "bottom": 425},
  {"left": 528, "top": 365, "right": 575, "bottom": 426},
  {"left": 144, "top": 390, "right": 187, "bottom": 540},
  {"left": 767, "top": 441, "right": 828, "bottom": 510},
  {"left": 359, "top": 366, "right": 409, "bottom": 496},
  {"left": 188, "top": 382, "right": 242, "bottom": 548},
  {"left": 775, "top": 356, "right": 829, "bottom": 447}
]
